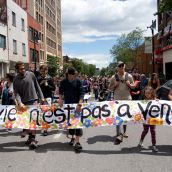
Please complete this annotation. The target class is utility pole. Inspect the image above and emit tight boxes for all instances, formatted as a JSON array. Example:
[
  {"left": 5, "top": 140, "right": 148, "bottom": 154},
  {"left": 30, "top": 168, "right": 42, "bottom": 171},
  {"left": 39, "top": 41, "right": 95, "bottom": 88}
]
[
  {"left": 147, "top": 20, "right": 156, "bottom": 73},
  {"left": 34, "top": 31, "right": 37, "bottom": 74}
]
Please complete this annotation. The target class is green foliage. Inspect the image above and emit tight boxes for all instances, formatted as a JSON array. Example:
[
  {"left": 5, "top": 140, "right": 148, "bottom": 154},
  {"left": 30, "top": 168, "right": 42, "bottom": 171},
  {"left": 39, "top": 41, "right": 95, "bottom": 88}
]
[
  {"left": 110, "top": 28, "right": 144, "bottom": 65},
  {"left": 99, "top": 63, "right": 114, "bottom": 76},
  {"left": 71, "top": 58, "right": 84, "bottom": 73},
  {"left": 63, "top": 63, "right": 71, "bottom": 74},
  {"left": 47, "top": 55, "right": 60, "bottom": 77},
  {"left": 65, "top": 57, "right": 97, "bottom": 76},
  {"left": 88, "top": 64, "right": 96, "bottom": 76},
  {"left": 158, "top": 0, "right": 172, "bottom": 14},
  {"left": 99, "top": 68, "right": 107, "bottom": 76}
]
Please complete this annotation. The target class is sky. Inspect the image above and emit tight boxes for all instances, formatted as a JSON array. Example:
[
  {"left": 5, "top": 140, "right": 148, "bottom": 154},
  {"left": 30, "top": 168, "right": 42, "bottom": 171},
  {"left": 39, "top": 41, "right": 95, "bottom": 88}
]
[{"left": 61, "top": 0, "right": 157, "bottom": 69}]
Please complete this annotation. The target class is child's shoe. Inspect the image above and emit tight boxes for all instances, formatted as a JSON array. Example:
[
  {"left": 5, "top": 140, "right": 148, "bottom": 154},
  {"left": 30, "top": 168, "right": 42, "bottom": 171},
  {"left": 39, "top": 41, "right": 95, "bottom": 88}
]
[{"left": 152, "top": 146, "right": 158, "bottom": 153}]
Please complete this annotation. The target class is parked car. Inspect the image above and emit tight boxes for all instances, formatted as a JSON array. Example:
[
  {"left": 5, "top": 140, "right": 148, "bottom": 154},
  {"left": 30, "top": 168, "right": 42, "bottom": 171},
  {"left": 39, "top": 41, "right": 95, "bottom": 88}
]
[{"left": 157, "top": 79, "right": 172, "bottom": 100}]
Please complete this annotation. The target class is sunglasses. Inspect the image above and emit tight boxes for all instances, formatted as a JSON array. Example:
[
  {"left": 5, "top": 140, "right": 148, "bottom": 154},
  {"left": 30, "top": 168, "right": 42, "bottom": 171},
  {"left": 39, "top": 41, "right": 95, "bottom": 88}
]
[{"left": 118, "top": 64, "right": 124, "bottom": 68}]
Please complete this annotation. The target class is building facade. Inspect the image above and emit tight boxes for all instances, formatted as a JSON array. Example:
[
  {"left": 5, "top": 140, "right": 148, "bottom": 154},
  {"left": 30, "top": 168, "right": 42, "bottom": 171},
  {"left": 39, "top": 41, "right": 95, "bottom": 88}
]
[
  {"left": 27, "top": 14, "right": 41, "bottom": 70},
  {"left": 8, "top": 0, "right": 28, "bottom": 72},
  {"left": 0, "top": 24, "right": 8, "bottom": 78},
  {"left": 135, "top": 44, "right": 153, "bottom": 76},
  {"left": 26, "top": 0, "right": 62, "bottom": 66},
  {"left": 0, "top": 0, "right": 28, "bottom": 78},
  {"left": 156, "top": 0, "right": 172, "bottom": 80}
]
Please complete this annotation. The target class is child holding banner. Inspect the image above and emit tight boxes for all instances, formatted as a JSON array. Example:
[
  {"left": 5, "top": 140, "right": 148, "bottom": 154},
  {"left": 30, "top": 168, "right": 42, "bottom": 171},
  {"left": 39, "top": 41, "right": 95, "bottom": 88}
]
[{"left": 138, "top": 86, "right": 158, "bottom": 152}]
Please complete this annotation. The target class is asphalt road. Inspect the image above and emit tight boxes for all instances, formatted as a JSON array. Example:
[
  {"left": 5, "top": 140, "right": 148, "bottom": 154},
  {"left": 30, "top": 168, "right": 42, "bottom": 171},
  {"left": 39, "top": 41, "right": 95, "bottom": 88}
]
[{"left": 0, "top": 125, "right": 172, "bottom": 172}]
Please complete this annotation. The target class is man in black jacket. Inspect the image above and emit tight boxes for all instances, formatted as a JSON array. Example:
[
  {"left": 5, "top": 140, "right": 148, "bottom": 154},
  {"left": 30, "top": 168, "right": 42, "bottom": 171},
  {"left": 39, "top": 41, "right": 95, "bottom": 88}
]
[
  {"left": 37, "top": 65, "right": 55, "bottom": 136},
  {"left": 59, "top": 67, "right": 84, "bottom": 151}
]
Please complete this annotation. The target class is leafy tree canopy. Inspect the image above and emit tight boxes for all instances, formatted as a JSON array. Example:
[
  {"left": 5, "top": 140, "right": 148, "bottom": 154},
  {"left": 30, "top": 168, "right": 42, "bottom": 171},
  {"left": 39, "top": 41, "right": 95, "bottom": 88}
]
[
  {"left": 158, "top": 0, "right": 172, "bottom": 14},
  {"left": 110, "top": 27, "right": 144, "bottom": 65},
  {"left": 47, "top": 55, "right": 60, "bottom": 77}
]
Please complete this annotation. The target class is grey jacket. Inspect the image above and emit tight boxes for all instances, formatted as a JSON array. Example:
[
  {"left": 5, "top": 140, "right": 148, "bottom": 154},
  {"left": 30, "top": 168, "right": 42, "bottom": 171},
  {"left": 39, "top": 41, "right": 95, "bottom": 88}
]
[{"left": 13, "top": 71, "right": 44, "bottom": 104}]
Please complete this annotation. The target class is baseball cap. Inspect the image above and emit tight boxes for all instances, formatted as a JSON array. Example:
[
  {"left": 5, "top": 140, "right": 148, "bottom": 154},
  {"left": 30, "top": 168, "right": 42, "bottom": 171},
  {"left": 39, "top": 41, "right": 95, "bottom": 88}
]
[
  {"left": 67, "top": 67, "right": 76, "bottom": 75},
  {"left": 117, "top": 61, "right": 125, "bottom": 67}
]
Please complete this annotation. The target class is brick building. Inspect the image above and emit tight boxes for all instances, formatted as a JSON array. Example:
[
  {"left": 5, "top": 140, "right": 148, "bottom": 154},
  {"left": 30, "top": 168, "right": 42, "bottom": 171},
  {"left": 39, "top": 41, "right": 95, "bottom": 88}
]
[
  {"left": 13, "top": 0, "right": 63, "bottom": 70},
  {"left": 27, "top": 14, "right": 41, "bottom": 70},
  {"left": 156, "top": 0, "right": 172, "bottom": 80}
]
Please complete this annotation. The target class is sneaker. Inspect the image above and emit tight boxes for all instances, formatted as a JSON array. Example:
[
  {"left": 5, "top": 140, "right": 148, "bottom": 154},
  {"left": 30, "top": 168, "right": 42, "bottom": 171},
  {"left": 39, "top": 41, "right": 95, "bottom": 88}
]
[
  {"left": 115, "top": 138, "right": 122, "bottom": 145},
  {"left": 138, "top": 143, "right": 145, "bottom": 150},
  {"left": 115, "top": 134, "right": 123, "bottom": 145},
  {"left": 152, "top": 146, "right": 158, "bottom": 153},
  {"left": 123, "top": 133, "right": 128, "bottom": 138},
  {"left": 43, "top": 130, "right": 48, "bottom": 136},
  {"left": 6, "top": 129, "right": 12, "bottom": 133},
  {"left": 29, "top": 139, "right": 38, "bottom": 150},
  {"left": 21, "top": 130, "right": 27, "bottom": 138},
  {"left": 25, "top": 139, "right": 31, "bottom": 145},
  {"left": 69, "top": 138, "right": 75, "bottom": 146},
  {"left": 74, "top": 142, "right": 82, "bottom": 151}
]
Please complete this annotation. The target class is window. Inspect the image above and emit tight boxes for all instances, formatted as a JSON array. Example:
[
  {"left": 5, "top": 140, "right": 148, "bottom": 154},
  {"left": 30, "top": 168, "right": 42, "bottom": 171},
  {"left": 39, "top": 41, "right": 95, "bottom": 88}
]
[
  {"left": 58, "top": 44, "right": 61, "bottom": 52},
  {"left": 21, "top": 18, "right": 25, "bottom": 31},
  {"left": 40, "top": 50, "right": 44, "bottom": 60},
  {"left": 22, "top": 43, "right": 26, "bottom": 56},
  {"left": 40, "top": 0, "right": 43, "bottom": 7},
  {"left": 12, "top": 12, "right": 16, "bottom": 26},
  {"left": 30, "top": 48, "right": 39, "bottom": 62},
  {"left": 36, "top": 12, "right": 39, "bottom": 22},
  {"left": 13, "top": 40, "right": 17, "bottom": 54},
  {"left": 29, "top": 27, "right": 39, "bottom": 42},
  {"left": 0, "top": 34, "right": 6, "bottom": 49}
]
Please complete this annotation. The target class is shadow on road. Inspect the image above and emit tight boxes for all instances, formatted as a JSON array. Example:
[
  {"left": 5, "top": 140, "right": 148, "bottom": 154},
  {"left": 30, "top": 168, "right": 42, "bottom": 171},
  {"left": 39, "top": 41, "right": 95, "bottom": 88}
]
[
  {"left": 87, "top": 135, "right": 114, "bottom": 144},
  {"left": 0, "top": 141, "right": 74, "bottom": 153},
  {"left": 0, "top": 130, "right": 22, "bottom": 137},
  {"left": 82, "top": 145, "right": 172, "bottom": 156},
  {"left": 0, "top": 141, "right": 30, "bottom": 152},
  {"left": 0, "top": 139, "right": 172, "bottom": 156}
]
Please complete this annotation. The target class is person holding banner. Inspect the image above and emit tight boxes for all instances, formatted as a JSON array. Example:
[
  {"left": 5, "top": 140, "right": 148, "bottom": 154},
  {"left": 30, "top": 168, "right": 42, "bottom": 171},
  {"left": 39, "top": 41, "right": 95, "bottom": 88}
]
[
  {"left": 148, "top": 73, "right": 160, "bottom": 93},
  {"left": 1, "top": 73, "right": 14, "bottom": 132},
  {"left": 37, "top": 65, "right": 55, "bottom": 136},
  {"left": 138, "top": 86, "right": 158, "bottom": 152},
  {"left": 59, "top": 67, "right": 84, "bottom": 152},
  {"left": 108, "top": 61, "right": 134, "bottom": 145},
  {"left": 13, "top": 61, "right": 44, "bottom": 150},
  {"left": 1, "top": 73, "right": 14, "bottom": 106}
]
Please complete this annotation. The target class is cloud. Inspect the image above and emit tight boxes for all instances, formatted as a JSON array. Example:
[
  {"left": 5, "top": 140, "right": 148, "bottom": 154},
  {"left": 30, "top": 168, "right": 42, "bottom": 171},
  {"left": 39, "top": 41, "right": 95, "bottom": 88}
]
[{"left": 61, "top": 0, "right": 157, "bottom": 43}]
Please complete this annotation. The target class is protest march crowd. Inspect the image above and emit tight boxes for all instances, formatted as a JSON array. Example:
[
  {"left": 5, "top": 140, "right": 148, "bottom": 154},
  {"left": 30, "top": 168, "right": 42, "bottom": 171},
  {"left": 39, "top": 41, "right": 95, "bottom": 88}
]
[{"left": 0, "top": 61, "right": 172, "bottom": 152}]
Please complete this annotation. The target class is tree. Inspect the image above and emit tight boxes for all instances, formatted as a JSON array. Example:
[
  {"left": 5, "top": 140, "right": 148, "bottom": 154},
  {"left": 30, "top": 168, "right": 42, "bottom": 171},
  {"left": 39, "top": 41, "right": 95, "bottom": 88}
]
[
  {"left": 110, "top": 28, "right": 144, "bottom": 68},
  {"left": 71, "top": 58, "right": 84, "bottom": 74},
  {"left": 47, "top": 55, "right": 60, "bottom": 77},
  {"left": 100, "top": 68, "right": 107, "bottom": 76},
  {"left": 88, "top": 64, "right": 96, "bottom": 76},
  {"left": 63, "top": 63, "right": 71, "bottom": 74},
  {"left": 158, "top": 0, "right": 172, "bottom": 14}
]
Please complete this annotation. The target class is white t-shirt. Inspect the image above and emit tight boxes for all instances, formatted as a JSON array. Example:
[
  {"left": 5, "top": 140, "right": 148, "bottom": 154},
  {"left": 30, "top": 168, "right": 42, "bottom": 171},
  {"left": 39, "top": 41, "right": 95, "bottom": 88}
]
[{"left": 109, "top": 72, "right": 134, "bottom": 100}]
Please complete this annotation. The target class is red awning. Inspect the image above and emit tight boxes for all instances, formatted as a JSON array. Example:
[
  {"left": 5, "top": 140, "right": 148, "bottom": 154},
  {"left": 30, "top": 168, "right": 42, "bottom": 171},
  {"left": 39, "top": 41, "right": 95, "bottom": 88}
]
[
  {"left": 155, "top": 49, "right": 162, "bottom": 55},
  {"left": 155, "top": 57, "right": 163, "bottom": 63}
]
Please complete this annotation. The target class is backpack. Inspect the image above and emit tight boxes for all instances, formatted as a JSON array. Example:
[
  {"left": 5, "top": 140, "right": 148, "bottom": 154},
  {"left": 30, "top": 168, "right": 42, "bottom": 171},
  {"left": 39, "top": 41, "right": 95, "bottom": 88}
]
[{"left": 114, "top": 72, "right": 129, "bottom": 82}]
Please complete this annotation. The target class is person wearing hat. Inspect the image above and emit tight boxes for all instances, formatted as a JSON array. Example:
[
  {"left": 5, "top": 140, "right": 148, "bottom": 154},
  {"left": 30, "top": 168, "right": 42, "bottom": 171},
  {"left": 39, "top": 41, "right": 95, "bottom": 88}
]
[
  {"left": 108, "top": 61, "right": 135, "bottom": 145},
  {"left": 58, "top": 67, "right": 84, "bottom": 151}
]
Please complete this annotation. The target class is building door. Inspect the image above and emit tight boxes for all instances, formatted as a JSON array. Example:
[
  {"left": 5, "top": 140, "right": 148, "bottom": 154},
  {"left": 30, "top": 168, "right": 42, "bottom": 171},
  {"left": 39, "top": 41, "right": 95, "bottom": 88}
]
[{"left": 165, "top": 62, "right": 172, "bottom": 80}]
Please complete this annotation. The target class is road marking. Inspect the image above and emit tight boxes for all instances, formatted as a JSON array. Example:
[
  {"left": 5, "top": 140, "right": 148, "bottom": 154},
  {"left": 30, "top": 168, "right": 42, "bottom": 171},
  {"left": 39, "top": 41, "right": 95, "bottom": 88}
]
[{"left": 53, "top": 133, "right": 62, "bottom": 140}]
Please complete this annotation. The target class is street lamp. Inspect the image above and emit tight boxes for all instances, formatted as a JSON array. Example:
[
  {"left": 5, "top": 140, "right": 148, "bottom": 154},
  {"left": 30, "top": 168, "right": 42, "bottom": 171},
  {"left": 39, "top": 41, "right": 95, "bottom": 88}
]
[
  {"left": 147, "top": 20, "right": 156, "bottom": 73},
  {"left": 33, "top": 31, "right": 40, "bottom": 74}
]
